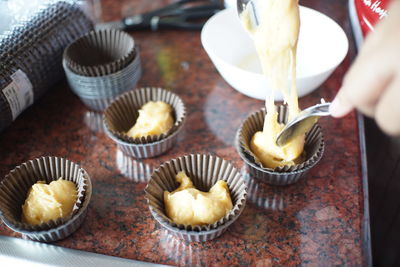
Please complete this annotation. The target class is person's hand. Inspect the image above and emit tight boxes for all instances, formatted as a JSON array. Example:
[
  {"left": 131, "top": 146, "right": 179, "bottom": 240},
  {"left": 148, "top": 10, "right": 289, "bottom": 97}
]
[{"left": 329, "top": 1, "right": 400, "bottom": 136}]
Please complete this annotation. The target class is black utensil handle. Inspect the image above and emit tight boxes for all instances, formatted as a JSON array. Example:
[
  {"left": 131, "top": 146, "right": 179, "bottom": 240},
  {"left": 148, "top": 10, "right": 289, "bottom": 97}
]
[
  {"left": 157, "top": 21, "right": 205, "bottom": 31},
  {"left": 122, "top": 15, "right": 147, "bottom": 30},
  {"left": 153, "top": 9, "right": 218, "bottom": 31}
]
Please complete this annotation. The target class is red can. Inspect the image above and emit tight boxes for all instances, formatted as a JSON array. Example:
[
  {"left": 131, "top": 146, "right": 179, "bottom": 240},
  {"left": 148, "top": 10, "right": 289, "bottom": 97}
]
[{"left": 354, "top": 0, "right": 391, "bottom": 36}]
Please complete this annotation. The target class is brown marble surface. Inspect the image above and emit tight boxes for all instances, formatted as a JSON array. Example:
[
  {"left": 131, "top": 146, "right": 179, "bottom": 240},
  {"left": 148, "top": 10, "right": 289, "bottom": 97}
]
[{"left": 0, "top": 0, "right": 370, "bottom": 266}]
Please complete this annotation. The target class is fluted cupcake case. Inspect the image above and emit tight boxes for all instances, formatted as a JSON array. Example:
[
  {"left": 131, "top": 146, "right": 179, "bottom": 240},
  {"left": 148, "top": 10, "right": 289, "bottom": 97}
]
[
  {"left": 62, "top": 29, "right": 142, "bottom": 111},
  {"left": 0, "top": 156, "right": 92, "bottom": 242},
  {"left": 103, "top": 87, "right": 186, "bottom": 158},
  {"left": 237, "top": 106, "right": 325, "bottom": 185},
  {"left": 145, "top": 154, "right": 247, "bottom": 242},
  {"left": 63, "top": 29, "right": 136, "bottom": 76}
]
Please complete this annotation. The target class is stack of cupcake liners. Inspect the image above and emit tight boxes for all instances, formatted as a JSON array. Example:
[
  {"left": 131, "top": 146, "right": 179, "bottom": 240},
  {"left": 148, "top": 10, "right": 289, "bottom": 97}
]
[
  {"left": 63, "top": 29, "right": 142, "bottom": 111},
  {"left": 0, "top": 0, "right": 93, "bottom": 132},
  {"left": 63, "top": 29, "right": 136, "bottom": 76}
]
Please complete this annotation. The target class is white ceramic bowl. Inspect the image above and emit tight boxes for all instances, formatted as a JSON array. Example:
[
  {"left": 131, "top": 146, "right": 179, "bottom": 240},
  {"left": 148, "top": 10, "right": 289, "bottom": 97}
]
[
  {"left": 224, "top": 0, "right": 236, "bottom": 9},
  {"left": 201, "top": 7, "right": 349, "bottom": 101}
]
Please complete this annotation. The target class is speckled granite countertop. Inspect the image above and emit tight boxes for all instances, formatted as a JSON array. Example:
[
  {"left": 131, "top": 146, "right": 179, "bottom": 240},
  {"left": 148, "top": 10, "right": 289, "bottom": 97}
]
[{"left": 0, "top": 0, "right": 371, "bottom": 265}]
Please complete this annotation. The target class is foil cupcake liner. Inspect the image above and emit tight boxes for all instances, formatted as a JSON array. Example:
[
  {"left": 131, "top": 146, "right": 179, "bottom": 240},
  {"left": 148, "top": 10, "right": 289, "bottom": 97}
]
[
  {"left": 237, "top": 106, "right": 324, "bottom": 185},
  {"left": 63, "top": 29, "right": 136, "bottom": 77},
  {"left": 0, "top": 156, "right": 92, "bottom": 242},
  {"left": 103, "top": 87, "right": 186, "bottom": 158},
  {"left": 104, "top": 122, "right": 182, "bottom": 159},
  {"left": 63, "top": 48, "right": 142, "bottom": 100},
  {"left": 104, "top": 87, "right": 186, "bottom": 144},
  {"left": 145, "top": 154, "right": 247, "bottom": 242}
]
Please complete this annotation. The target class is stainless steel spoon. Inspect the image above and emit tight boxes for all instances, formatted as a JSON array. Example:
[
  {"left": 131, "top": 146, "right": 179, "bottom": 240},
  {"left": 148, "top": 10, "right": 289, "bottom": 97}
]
[
  {"left": 276, "top": 102, "right": 331, "bottom": 147},
  {"left": 237, "top": 0, "right": 260, "bottom": 31}
]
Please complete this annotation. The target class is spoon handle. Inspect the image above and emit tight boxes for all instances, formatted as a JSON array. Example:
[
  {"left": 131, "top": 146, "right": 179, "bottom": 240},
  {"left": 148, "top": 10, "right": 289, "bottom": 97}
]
[{"left": 310, "top": 102, "right": 331, "bottom": 116}]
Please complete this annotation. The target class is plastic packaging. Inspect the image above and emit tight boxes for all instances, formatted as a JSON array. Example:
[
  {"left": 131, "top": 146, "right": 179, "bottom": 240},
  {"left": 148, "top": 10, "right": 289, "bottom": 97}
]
[{"left": 0, "top": 0, "right": 93, "bottom": 132}]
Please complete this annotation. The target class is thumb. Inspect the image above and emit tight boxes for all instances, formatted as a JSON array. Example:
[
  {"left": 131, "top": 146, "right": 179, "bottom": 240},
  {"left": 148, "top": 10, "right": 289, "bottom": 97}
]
[{"left": 329, "top": 89, "right": 354, "bottom": 118}]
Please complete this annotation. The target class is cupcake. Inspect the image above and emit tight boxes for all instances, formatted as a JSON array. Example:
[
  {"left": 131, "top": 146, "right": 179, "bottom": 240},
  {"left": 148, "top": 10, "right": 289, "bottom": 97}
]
[
  {"left": 237, "top": 105, "right": 324, "bottom": 185},
  {"left": 0, "top": 156, "right": 92, "bottom": 242},
  {"left": 145, "top": 154, "right": 247, "bottom": 242},
  {"left": 103, "top": 87, "right": 186, "bottom": 159}
]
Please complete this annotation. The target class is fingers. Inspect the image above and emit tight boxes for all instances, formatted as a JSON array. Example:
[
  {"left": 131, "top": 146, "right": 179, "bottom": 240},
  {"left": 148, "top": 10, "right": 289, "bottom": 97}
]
[
  {"left": 330, "top": 50, "right": 393, "bottom": 118},
  {"left": 375, "top": 77, "right": 400, "bottom": 136},
  {"left": 329, "top": 89, "right": 354, "bottom": 117},
  {"left": 329, "top": 0, "right": 400, "bottom": 136}
]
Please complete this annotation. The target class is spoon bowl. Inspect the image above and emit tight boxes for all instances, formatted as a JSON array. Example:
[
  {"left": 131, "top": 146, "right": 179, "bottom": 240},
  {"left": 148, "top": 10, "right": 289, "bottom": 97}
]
[{"left": 276, "top": 102, "right": 331, "bottom": 147}]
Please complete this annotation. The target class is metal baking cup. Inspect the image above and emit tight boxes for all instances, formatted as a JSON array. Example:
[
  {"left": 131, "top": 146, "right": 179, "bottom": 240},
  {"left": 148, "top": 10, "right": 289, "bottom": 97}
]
[
  {"left": 103, "top": 87, "right": 186, "bottom": 158},
  {"left": 145, "top": 154, "right": 247, "bottom": 242},
  {"left": 0, "top": 156, "right": 92, "bottom": 242},
  {"left": 63, "top": 29, "right": 136, "bottom": 76},
  {"left": 237, "top": 106, "right": 324, "bottom": 185},
  {"left": 63, "top": 46, "right": 142, "bottom": 111},
  {"left": 63, "top": 50, "right": 141, "bottom": 97}
]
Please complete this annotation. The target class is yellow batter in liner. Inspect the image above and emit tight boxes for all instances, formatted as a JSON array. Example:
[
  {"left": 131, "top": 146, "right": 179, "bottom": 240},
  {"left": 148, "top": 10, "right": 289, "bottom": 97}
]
[
  {"left": 22, "top": 178, "right": 77, "bottom": 225},
  {"left": 126, "top": 101, "right": 174, "bottom": 138},
  {"left": 164, "top": 172, "right": 233, "bottom": 225}
]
